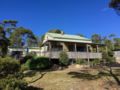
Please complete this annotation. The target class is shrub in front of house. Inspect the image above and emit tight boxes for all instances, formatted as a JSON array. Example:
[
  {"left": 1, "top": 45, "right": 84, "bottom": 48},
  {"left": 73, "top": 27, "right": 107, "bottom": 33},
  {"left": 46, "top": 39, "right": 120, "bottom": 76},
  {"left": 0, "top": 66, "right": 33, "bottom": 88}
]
[
  {"left": 20, "top": 53, "right": 34, "bottom": 64},
  {"left": 76, "top": 58, "right": 87, "bottom": 65},
  {"left": 59, "top": 51, "right": 69, "bottom": 66},
  {"left": 102, "top": 51, "right": 115, "bottom": 63},
  {"left": 90, "top": 59, "right": 100, "bottom": 67},
  {"left": 28, "top": 57, "right": 52, "bottom": 70}
]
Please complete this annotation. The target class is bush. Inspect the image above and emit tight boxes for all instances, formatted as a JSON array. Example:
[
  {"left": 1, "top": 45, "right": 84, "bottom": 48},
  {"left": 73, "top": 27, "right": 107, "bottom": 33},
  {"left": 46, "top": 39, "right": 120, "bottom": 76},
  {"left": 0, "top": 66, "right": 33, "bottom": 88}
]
[
  {"left": 28, "top": 57, "right": 52, "bottom": 70},
  {"left": 0, "top": 57, "right": 20, "bottom": 77},
  {"left": 20, "top": 64, "right": 30, "bottom": 72},
  {"left": 0, "top": 57, "right": 28, "bottom": 90},
  {"left": 59, "top": 51, "right": 69, "bottom": 66},
  {"left": 0, "top": 75, "right": 27, "bottom": 90},
  {"left": 76, "top": 58, "right": 86, "bottom": 65},
  {"left": 90, "top": 59, "right": 100, "bottom": 66},
  {"left": 20, "top": 54, "right": 34, "bottom": 64},
  {"left": 102, "top": 51, "right": 115, "bottom": 63}
]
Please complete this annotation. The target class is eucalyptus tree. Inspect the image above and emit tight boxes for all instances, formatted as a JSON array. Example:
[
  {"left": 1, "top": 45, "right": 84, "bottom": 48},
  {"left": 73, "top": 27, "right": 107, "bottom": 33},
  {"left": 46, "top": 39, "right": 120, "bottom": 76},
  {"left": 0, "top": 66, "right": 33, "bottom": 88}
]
[
  {"left": 109, "top": 0, "right": 120, "bottom": 15},
  {"left": 109, "top": 0, "right": 120, "bottom": 10},
  {"left": 0, "top": 20, "right": 18, "bottom": 38},
  {"left": 10, "top": 27, "right": 37, "bottom": 47},
  {"left": 91, "top": 34, "right": 102, "bottom": 44},
  {"left": 76, "top": 34, "right": 85, "bottom": 37},
  {"left": 0, "top": 26, "right": 9, "bottom": 57}
]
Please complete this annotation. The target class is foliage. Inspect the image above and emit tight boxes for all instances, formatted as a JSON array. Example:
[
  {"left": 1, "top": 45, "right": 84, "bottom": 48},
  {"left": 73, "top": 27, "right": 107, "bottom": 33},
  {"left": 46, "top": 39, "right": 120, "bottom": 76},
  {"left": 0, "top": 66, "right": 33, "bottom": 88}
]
[
  {"left": 114, "top": 38, "right": 120, "bottom": 50},
  {"left": 48, "top": 29, "right": 64, "bottom": 34},
  {"left": 0, "top": 56, "right": 28, "bottom": 90},
  {"left": 109, "top": 0, "right": 120, "bottom": 9},
  {"left": 0, "top": 26, "right": 9, "bottom": 57},
  {"left": 77, "top": 34, "right": 85, "bottom": 37},
  {"left": 76, "top": 58, "right": 86, "bottom": 65},
  {"left": 20, "top": 53, "right": 34, "bottom": 64},
  {"left": 0, "top": 75, "right": 27, "bottom": 90},
  {"left": 10, "top": 27, "right": 37, "bottom": 47},
  {"left": 22, "top": 57, "right": 52, "bottom": 70},
  {"left": 20, "top": 61, "right": 30, "bottom": 72},
  {"left": 0, "top": 57, "right": 20, "bottom": 77},
  {"left": 59, "top": 51, "right": 69, "bottom": 66},
  {"left": 90, "top": 59, "right": 100, "bottom": 66},
  {"left": 91, "top": 34, "right": 101, "bottom": 44},
  {"left": 29, "top": 57, "right": 51, "bottom": 70},
  {"left": 102, "top": 51, "right": 115, "bottom": 63}
]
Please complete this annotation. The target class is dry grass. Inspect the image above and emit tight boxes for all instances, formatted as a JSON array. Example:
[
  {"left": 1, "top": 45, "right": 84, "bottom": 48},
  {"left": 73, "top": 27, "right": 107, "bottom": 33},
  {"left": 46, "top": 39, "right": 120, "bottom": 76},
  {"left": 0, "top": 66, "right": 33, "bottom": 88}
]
[{"left": 24, "top": 65, "right": 120, "bottom": 90}]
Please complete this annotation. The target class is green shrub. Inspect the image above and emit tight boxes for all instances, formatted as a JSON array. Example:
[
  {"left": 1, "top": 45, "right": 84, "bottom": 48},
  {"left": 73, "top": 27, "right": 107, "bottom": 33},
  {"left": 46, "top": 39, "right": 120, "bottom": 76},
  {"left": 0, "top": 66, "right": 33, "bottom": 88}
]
[
  {"left": 102, "top": 51, "right": 115, "bottom": 63},
  {"left": 20, "top": 64, "right": 29, "bottom": 72},
  {"left": 28, "top": 57, "right": 52, "bottom": 70},
  {"left": 59, "top": 51, "right": 69, "bottom": 66},
  {"left": 20, "top": 54, "right": 34, "bottom": 64},
  {"left": 0, "top": 57, "right": 20, "bottom": 77},
  {"left": 90, "top": 59, "right": 100, "bottom": 66},
  {"left": 0, "top": 75, "right": 27, "bottom": 90},
  {"left": 0, "top": 57, "right": 28, "bottom": 90},
  {"left": 76, "top": 59, "right": 86, "bottom": 65}
]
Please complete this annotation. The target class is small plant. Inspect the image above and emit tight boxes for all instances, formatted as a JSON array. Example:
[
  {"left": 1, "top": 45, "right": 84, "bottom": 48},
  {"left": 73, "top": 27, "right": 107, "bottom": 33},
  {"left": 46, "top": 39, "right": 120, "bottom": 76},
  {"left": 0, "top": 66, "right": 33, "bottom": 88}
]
[
  {"left": 91, "top": 59, "right": 100, "bottom": 66},
  {"left": 76, "top": 58, "right": 86, "bottom": 65},
  {"left": 102, "top": 51, "right": 115, "bottom": 63},
  {"left": 59, "top": 51, "right": 69, "bottom": 66}
]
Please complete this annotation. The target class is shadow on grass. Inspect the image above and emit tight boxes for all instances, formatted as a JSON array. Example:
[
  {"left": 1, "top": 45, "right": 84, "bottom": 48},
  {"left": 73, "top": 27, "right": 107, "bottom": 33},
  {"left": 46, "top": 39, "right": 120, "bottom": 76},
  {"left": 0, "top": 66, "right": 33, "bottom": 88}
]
[
  {"left": 29, "top": 72, "right": 46, "bottom": 83},
  {"left": 67, "top": 70, "right": 119, "bottom": 80},
  {"left": 26, "top": 86, "right": 43, "bottom": 90},
  {"left": 68, "top": 72, "right": 101, "bottom": 80}
]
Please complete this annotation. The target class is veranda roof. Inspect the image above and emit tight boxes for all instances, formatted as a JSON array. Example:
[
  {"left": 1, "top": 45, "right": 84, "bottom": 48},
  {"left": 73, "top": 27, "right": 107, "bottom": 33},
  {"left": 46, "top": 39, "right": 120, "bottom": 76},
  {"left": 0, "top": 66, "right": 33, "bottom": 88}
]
[{"left": 43, "top": 33, "right": 92, "bottom": 44}]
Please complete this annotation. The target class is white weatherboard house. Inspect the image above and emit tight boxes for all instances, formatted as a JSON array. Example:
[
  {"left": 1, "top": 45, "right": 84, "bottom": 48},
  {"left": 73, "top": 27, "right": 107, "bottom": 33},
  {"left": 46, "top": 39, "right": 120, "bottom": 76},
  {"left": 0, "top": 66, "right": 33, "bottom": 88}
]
[
  {"left": 8, "top": 33, "right": 102, "bottom": 64},
  {"left": 114, "top": 50, "right": 120, "bottom": 63},
  {"left": 42, "top": 33, "right": 102, "bottom": 64}
]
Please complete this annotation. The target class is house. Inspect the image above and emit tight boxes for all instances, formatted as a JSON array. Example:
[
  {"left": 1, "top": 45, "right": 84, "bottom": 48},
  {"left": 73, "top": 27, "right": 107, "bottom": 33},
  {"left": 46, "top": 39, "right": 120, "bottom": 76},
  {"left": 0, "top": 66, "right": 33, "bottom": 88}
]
[
  {"left": 8, "top": 32, "right": 103, "bottom": 64},
  {"left": 41, "top": 33, "right": 103, "bottom": 64},
  {"left": 114, "top": 50, "right": 120, "bottom": 63},
  {"left": 8, "top": 47, "right": 41, "bottom": 58}
]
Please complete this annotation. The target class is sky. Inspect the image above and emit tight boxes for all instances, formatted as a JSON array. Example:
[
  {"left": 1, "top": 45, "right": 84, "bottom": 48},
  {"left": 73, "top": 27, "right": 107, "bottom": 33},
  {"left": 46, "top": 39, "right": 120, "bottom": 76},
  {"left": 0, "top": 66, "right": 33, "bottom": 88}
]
[{"left": 0, "top": 0, "right": 120, "bottom": 38}]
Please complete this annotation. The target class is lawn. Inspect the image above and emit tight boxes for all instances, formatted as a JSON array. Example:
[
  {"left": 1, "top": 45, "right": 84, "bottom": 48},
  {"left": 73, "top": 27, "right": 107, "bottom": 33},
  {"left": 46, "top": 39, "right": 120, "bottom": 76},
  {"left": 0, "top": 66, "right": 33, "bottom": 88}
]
[{"left": 24, "top": 65, "right": 120, "bottom": 90}]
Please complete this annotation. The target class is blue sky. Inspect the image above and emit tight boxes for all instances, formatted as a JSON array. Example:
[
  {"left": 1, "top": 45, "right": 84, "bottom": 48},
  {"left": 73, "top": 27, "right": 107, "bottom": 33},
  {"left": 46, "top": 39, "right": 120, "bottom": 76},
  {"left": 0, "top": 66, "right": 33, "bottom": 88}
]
[{"left": 0, "top": 0, "right": 120, "bottom": 38}]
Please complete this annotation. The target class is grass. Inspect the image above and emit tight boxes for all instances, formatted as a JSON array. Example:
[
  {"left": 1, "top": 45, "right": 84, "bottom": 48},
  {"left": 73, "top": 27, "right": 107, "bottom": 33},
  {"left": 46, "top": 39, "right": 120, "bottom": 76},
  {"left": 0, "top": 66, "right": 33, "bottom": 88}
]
[{"left": 24, "top": 65, "right": 120, "bottom": 90}]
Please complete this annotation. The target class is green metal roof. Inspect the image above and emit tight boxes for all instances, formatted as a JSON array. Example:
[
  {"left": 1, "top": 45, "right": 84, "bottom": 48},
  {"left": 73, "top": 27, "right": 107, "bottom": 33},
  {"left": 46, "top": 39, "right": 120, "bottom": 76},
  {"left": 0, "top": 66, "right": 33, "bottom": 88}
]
[{"left": 44, "top": 33, "right": 92, "bottom": 43}]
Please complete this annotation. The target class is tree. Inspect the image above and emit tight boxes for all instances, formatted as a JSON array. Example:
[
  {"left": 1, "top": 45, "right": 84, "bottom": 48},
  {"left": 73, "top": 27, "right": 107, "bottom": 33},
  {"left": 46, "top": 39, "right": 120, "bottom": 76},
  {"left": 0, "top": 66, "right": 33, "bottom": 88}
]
[
  {"left": 109, "top": 0, "right": 120, "bottom": 14},
  {"left": 0, "top": 20, "right": 18, "bottom": 38},
  {"left": 10, "top": 27, "right": 37, "bottom": 47},
  {"left": 48, "top": 29, "right": 64, "bottom": 34},
  {"left": 109, "top": 0, "right": 120, "bottom": 10},
  {"left": 59, "top": 51, "right": 69, "bottom": 66},
  {"left": 76, "top": 34, "right": 85, "bottom": 37},
  {"left": 91, "top": 34, "right": 102, "bottom": 44},
  {"left": 0, "top": 26, "right": 9, "bottom": 57}
]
